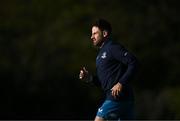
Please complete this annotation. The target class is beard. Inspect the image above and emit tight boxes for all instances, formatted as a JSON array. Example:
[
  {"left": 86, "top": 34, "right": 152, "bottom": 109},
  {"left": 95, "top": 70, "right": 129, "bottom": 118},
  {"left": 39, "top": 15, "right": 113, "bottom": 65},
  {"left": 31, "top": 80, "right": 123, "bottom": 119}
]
[{"left": 93, "top": 39, "right": 105, "bottom": 47}]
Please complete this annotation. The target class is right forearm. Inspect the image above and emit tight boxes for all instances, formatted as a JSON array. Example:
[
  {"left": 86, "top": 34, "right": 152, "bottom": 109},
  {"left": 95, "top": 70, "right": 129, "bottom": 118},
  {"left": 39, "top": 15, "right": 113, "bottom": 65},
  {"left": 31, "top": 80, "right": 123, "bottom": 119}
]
[
  {"left": 82, "top": 74, "right": 101, "bottom": 87},
  {"left": 92, "top": 75, "right": 101, "bottom": 87}
]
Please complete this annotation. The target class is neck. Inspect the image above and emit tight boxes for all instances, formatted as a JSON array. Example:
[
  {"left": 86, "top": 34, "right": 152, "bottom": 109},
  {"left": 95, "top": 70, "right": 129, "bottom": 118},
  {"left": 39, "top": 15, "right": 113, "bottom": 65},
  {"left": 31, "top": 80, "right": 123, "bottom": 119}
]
[
  {"left": 99, "top": 42, "right": 105, "bottom": 48},
  {"left": 99, "top": 37, "right": 109, "bottom": 48}
]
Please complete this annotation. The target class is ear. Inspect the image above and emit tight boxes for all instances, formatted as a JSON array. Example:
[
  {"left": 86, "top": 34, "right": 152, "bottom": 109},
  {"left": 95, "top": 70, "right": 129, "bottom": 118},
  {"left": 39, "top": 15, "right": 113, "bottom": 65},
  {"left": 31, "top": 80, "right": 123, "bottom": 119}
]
[{"left": 103, "top": 30, "right": 108, "bottom": 37}]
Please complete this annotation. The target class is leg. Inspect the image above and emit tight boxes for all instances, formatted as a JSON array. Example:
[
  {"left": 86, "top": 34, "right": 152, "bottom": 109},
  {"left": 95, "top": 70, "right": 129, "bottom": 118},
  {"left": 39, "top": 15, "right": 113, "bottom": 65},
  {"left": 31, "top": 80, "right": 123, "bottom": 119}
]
[
  {"left": 94, "top": 116, "right": 105, "bottom": 121},
  {"left": 95, "top": 100, "right": 120, "bottom": 121},
  {"left": 95, "top": 100, "right": 134, "bottom": 120}
]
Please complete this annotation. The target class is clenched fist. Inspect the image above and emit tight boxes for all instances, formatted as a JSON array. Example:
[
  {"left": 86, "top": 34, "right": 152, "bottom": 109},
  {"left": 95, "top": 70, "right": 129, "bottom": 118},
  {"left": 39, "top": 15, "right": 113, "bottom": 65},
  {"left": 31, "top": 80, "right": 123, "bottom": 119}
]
[{"left": 79, "top": 67, "right": 89, "bottom": 80}]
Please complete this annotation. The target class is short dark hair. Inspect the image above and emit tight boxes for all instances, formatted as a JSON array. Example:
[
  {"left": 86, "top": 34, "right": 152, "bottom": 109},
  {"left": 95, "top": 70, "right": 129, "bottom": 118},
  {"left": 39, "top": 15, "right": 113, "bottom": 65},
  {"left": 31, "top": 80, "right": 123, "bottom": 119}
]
[{"left": 92, "top": 18, "right": 112, "bottom": 35}]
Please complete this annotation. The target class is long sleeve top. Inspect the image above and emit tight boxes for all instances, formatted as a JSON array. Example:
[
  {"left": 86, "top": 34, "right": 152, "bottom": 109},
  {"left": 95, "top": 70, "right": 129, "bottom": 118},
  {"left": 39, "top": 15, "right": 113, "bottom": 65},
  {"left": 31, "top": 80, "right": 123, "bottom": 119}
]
[{"left": 93, "top": 39, "right": 138, "bottom": 101}]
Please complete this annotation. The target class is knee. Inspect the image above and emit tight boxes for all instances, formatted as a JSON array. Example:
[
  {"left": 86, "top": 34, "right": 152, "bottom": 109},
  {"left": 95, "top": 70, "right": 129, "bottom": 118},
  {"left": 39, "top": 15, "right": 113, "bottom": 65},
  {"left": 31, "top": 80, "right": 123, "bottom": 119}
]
[{"left": 94, "top": 116, "right": 105, "bottom": 121}]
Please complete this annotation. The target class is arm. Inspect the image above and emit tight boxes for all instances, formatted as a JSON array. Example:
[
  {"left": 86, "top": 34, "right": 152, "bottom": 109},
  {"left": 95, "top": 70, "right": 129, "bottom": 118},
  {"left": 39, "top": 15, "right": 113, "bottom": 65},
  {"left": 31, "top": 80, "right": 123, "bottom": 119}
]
[
  {"left": 111, "top": 45, "right": 138, "bottom": 84},
  {"left": 111, "top": 44, "right": 138, "bottom": 85},
  {"left": 79, "top": 67, "right": 101, "bottom": 87},
  {"left": 110, "top": 44, "right": 138, "bottom": 98},
  {"left": 92, "top": 75, "right": 101, "bottom": 87}
]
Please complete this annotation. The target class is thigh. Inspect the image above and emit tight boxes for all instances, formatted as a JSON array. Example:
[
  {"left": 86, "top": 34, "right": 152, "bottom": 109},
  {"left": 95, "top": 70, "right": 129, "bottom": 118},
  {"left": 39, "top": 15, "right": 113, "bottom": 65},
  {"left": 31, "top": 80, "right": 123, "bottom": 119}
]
[
  {"left": 96, "top": 100, "right": 134, "bottom": 120},
  {"left": 96, "top": 100, "right": 120, "bottom": 120}
]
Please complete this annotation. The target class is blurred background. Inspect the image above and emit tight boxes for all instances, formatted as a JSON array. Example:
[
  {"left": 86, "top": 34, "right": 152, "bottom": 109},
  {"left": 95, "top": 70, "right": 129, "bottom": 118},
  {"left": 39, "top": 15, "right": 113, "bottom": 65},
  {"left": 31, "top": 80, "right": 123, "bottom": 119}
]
[{"left": 0, "top": 0, "right": 180, "bottom": 120}]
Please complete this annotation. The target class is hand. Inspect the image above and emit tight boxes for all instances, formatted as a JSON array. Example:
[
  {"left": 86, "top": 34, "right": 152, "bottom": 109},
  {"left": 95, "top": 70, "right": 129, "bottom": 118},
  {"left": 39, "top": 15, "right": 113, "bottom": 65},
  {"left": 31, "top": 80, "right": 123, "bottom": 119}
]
[
  {"left": 79, "top": 67, "right": 89, "bottom": 80},
  {"left": 111, "top": 82, "right": 123, "bottom": 98}
]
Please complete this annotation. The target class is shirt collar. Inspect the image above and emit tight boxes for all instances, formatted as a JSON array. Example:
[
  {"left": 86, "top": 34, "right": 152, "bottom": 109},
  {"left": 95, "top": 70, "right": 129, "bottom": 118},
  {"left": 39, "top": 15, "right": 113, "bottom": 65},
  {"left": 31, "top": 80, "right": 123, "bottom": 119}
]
[{"left": 100, "top": 39, "right": 111, "bottom": 49}]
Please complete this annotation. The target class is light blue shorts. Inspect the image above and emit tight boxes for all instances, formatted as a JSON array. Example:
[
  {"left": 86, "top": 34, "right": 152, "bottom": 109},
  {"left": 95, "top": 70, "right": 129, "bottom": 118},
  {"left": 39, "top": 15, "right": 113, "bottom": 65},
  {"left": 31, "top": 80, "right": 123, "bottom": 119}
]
[{"left": 96, "top": 100, "right": 134, "bottom": 120}]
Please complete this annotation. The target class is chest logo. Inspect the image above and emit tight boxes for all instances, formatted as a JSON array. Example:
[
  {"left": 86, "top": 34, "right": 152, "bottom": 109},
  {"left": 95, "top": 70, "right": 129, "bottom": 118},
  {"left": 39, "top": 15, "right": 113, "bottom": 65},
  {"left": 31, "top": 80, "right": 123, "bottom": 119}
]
[{"left": 101, "top": 52, "right": 107, "bottom": 59}]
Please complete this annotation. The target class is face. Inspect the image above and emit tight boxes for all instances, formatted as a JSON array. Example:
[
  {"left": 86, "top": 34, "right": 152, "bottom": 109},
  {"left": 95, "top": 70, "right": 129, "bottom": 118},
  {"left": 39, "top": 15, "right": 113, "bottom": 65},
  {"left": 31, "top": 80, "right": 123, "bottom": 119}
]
[{"left": 91, "top": 26, "right": 106, "bottom": 47}]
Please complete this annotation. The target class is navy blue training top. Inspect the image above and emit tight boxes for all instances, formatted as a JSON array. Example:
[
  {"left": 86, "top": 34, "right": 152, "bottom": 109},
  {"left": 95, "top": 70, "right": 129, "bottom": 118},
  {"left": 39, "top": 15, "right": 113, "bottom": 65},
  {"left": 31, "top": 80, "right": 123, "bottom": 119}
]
[{"left": 93, "top": 39, "right": 138, "bottom": 101}]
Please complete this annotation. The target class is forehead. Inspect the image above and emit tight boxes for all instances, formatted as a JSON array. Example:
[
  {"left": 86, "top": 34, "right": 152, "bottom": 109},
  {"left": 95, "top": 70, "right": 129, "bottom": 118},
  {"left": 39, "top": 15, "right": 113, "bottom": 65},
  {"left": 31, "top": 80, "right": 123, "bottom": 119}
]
[{"left": 92, "top": 26, "right": 101, "bottom": 33}]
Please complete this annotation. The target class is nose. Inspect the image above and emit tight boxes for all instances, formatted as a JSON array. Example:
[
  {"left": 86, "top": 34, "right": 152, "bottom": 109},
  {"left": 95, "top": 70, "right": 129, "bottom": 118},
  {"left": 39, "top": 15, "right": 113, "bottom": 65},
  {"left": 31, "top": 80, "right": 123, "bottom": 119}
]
[{"left": 91, "top": 35, "right": 93, "bottom": 39}]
